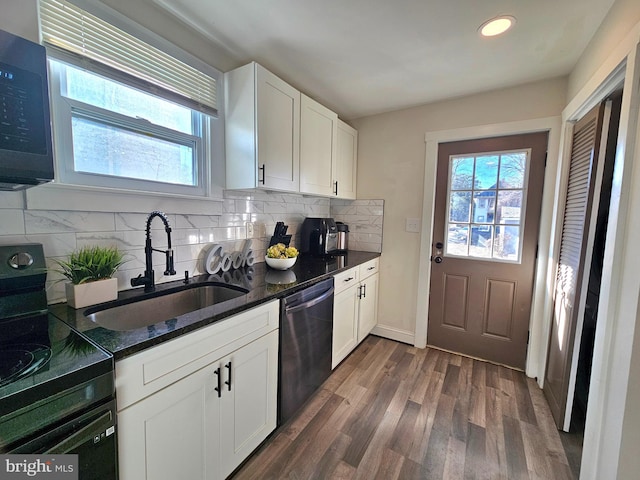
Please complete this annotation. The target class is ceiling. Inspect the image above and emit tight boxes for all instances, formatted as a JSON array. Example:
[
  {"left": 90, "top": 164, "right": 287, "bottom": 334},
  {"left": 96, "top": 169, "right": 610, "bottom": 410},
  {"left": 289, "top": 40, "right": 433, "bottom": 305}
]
[{"left": 153, "top": 0, "right": 616, "bottom": 119}]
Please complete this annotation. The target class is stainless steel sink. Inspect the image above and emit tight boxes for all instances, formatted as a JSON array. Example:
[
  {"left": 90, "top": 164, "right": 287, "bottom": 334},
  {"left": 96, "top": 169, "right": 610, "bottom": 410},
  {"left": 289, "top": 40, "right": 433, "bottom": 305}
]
[{"left": 84, "top": 283, "right": 248, "bottom": 331}]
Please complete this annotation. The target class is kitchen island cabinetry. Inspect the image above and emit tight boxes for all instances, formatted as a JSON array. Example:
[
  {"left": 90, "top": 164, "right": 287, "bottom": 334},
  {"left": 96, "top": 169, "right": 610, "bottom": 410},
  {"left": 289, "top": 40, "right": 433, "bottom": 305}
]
[
  {"left": 225, "top": 62, "right": 300, "bottom": 192},
  {"left": 331, "top": 257, "right": 379, "bottom": 368},
  {"left": 115, "top": 300, "right": 279, "bottom": 480},
  {"left": 299, "top": 93, "right": 338, "bottom": 197}
]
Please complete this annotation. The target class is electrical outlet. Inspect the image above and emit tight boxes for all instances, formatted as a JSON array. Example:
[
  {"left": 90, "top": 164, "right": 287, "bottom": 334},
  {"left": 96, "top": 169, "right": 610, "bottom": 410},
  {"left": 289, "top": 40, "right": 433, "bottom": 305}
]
[
  {"left": 406, "top": 217, "right": 420, "bottom": 233},
  {"left": 246, "top": 222, "right": 255, "bottom": 238}
]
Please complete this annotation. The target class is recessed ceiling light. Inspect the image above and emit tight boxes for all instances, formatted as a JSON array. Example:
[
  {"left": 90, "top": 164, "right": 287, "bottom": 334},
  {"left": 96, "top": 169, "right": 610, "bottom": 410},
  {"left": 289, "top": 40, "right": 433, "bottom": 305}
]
[{"left": 479, "top": 15, "right": 516, "bottom": 37}]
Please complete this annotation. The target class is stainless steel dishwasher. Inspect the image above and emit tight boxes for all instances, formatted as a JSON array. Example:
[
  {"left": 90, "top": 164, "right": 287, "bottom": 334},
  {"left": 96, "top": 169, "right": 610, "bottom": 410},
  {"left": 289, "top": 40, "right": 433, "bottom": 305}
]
[{"left": 279, "top": 278, "right": 334, "bottom": 424}]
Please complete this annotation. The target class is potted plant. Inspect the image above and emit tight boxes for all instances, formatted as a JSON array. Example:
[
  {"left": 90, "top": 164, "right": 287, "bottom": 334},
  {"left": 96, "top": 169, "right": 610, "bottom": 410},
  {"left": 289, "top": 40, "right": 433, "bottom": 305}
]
[{"left": 55, "top": 246, "right": 125, "bottom": 309}]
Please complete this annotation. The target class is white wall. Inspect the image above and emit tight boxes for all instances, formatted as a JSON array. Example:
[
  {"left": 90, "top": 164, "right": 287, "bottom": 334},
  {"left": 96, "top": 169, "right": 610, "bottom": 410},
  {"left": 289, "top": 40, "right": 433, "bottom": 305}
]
[
  {"left": 568, "top": 0, "right": 640, "bottom": 101},
  {"left": 352, "top": 78, "right": 567, "bottom": 342}
]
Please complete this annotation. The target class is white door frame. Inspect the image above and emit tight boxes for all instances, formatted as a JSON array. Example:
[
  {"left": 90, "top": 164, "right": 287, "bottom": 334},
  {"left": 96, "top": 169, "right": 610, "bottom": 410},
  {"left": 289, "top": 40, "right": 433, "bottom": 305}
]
[{"left": 415, "top": 117, "right": 561, "bottom": 383}]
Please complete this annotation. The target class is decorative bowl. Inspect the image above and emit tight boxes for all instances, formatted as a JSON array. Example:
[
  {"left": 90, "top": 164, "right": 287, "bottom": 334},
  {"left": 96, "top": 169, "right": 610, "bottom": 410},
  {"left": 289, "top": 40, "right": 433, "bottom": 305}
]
[{"left": 265, "top": 256, "right": 297, "bottom": 270}]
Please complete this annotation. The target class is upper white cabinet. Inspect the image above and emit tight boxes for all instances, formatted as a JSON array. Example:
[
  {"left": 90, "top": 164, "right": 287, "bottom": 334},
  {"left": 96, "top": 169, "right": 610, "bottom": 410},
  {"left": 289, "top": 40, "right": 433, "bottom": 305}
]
[
  {"left": 335, "top": 120, "right": 358, "bottom": 200},
  {"left": 225, "top": 62, "right": 300, "bottom": 192},
  {"left": 225, "top": 62, "right": 357, "bottom": 198},
  {"left": 299, "top": 94, "right": 338, "bottom": 196}
]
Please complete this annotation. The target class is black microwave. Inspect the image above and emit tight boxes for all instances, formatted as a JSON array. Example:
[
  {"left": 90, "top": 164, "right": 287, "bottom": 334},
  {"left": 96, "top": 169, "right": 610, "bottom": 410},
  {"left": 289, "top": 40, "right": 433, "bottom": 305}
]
[{"left": 0, "top": 29, "right": 53, "bottom": 191}]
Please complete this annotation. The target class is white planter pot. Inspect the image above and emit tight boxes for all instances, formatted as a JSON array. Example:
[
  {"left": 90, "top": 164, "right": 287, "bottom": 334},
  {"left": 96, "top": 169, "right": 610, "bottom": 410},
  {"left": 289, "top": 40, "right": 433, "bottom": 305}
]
[{"left": 65, "top": 277, "right": 118, "bottom": 309}]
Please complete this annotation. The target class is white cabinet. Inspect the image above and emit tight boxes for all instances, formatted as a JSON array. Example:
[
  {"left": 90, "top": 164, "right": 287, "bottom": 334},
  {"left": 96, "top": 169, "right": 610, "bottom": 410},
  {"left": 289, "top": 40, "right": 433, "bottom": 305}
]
[
  {"left": 117, "top": 359, "right": 221, "bottom": 480},
  {"left": 331, "top": 258, "right": 380, "bottom": 368},
  {"left": 299, "top": 94, "right": 338, "bottom": 196},
  {"left": 219, "top": 331, "right": 278, "bottom": 478},
  {"left": 357, "top": 260, "right": 379, "bottom": 343},
  {"left": 335, "top": 120, "right": 358, "bottom": 200},
  {"left": 225, "top": 62, "right": 357, "bottom": 198},
  {"left": 332, "top": 268, "right": 360, "bottom": 369},
  {"left": 116, "top": 300, "right": 279, "bottom": 480},
  {"left": 225, "top": 62, "right": 300, "bottom": 192}
]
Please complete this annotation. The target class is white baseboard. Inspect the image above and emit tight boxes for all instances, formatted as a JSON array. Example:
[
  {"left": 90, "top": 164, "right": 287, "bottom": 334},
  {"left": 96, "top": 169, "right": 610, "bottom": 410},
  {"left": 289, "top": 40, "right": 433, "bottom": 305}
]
[{"left": 371, "top": 324, "right": 415, "bottom": 345}]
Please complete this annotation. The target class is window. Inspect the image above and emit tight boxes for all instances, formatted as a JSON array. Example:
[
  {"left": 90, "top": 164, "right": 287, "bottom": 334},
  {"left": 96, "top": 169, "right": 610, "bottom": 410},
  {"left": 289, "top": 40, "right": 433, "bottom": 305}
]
[
  {"left": 445, "top": 150, "right": 530, "bottom": 262},
  {"left": 40, "top": 0, "right": 221, "bottom": 197}
]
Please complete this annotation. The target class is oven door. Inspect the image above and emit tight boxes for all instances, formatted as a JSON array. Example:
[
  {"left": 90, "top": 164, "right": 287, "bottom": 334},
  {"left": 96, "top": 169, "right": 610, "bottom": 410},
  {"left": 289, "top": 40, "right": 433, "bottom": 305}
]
[{"left": 9, "top": 399, "right": 118, "bottom": 480}]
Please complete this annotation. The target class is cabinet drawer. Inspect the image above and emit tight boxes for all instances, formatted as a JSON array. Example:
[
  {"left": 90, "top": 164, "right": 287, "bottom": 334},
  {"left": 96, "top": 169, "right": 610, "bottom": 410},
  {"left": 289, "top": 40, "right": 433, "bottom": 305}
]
[
  {"left": 333, "top": 267, "right": 359, "bottom": 295},
  {"left": 116, "top": 300, "right": 279, "bottom": 410},
  {"left": 359, "top": 258, "right": 379, "bottom": 280}
]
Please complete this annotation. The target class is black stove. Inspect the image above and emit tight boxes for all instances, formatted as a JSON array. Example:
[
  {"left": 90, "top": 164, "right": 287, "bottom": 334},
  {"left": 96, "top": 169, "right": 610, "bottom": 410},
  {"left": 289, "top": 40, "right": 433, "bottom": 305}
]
[{"left": 0, "top": 244, "right": 117, "bottom": 479}]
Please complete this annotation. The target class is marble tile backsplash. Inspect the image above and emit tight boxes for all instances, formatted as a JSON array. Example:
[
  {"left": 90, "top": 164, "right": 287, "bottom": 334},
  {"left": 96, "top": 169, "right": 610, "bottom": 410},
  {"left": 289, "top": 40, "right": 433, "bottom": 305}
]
[
  {"left": 0, "top": 190, "right": 383, "bottom": 304},
  {"left": 331, "top": 199, "right": 384, "bottom": 253}
]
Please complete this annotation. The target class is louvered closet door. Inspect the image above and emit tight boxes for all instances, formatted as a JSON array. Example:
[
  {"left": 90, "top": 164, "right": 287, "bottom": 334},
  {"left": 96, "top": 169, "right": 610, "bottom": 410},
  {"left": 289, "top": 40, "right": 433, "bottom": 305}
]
[{"left": 544, "top": 102, "right": 607, "bottom": 428}]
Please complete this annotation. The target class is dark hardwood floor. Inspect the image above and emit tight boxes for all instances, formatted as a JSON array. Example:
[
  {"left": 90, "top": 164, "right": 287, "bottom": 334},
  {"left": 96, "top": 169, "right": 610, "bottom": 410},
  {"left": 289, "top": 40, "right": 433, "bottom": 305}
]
[{"left": 233, "top": 336, "right": 577, "bottom": 480}]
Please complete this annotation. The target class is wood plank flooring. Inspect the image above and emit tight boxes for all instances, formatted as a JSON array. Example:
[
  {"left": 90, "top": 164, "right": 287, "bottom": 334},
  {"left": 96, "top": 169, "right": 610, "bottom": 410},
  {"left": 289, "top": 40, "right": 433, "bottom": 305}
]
[{"left": 232, "top": 336, "right": 576, "bottom": 480}]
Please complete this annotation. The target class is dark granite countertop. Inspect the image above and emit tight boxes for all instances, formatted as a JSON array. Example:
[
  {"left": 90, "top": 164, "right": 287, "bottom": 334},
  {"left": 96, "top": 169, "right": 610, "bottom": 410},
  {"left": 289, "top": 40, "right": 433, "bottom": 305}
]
[{"left": 49, "top": 251, "right": 380, "bottom": 360}]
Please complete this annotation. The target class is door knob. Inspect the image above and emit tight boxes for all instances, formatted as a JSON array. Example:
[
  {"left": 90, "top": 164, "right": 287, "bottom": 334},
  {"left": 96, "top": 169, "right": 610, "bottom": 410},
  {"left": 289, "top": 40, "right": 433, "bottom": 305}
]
[{"left": 434, "top": 256, "right": 443, "bottom": 264}]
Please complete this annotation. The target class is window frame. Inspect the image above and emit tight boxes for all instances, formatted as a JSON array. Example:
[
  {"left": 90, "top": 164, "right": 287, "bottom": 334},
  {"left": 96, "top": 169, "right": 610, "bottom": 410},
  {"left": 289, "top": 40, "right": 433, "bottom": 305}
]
[
  {"left": 27, "top": 0, "right": 225, "bottom": 213},
  {"left": 48, "top": 53, "right": 209, "bottom": 197},
  {"left": 444, "top": 148, "right": 531, "bottom": 264}
]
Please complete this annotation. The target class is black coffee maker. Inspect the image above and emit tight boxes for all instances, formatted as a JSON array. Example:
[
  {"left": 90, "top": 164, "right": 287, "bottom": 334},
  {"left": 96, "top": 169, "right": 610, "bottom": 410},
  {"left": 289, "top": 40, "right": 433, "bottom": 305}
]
[{"left": 299, "top": 218, "right": 339, "bottom": 255}]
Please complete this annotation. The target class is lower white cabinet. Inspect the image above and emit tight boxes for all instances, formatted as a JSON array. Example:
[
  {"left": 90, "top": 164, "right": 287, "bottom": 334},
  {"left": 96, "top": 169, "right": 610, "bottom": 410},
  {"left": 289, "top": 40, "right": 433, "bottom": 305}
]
[
  {"left": 357, "top": 271, "right": 379, "bottom": 343},
  {"left": 332, "top": 258, "right": 380, "bottom": 368},
  {"left": 116, "top": 301, "right": 279, "bottom": 480},
  {"left": 117, "top": 359, "right": 221, "bottom": 480},
  {"left": 332, "top": 282, "right": 359, "bottom": 369}
]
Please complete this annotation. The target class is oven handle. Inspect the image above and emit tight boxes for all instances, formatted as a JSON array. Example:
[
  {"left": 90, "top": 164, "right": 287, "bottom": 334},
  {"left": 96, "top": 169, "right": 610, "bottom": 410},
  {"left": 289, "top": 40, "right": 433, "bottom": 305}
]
[
  {"left": 284, "top": 286, "right": 334, "bottom": 314},
  {"left": 45, "top": 410, "right": 114, "bottom": 454}
]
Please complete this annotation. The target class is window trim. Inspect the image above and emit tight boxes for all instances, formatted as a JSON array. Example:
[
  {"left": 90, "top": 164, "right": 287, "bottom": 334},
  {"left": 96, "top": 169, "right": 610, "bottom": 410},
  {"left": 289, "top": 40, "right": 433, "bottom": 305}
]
[
  {"left": 48, "top": 54, "right": 209, "bottom": 197},
  {"left": 29, "top": 0, "right": 226, "bottom": 212},
  {"left": 443, "top": 148, "right": 531, "bottom": 264}
]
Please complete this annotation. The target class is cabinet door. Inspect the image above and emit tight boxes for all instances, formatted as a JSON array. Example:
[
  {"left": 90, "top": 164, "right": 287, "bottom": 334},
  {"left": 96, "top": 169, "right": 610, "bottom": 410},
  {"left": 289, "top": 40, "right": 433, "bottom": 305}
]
[
  {"left": 332, "top": 284, "right": 359, "bottom": 369},
  {"left": 219, "top": 330, "right": 279, "bottom": 478},
  {"left": 256, "top": 65, "right": 300, "bottom": 191},
  {"left": 358, "top": 273, "right": 379, "bottom": 343},
  {"left": 299, "top": 93, "right": 338, "bottom": 196},
  {"left": 118, "top": 365, "right": 221, "bottom": 480},
  {"left": 335, "top": 120, "right": 358, "bottom": 199}
]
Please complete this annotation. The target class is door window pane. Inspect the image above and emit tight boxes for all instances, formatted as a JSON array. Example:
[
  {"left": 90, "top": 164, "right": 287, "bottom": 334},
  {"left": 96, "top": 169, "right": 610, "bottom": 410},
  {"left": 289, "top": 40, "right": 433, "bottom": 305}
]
[
  {"left": 472, "top": 191, "right": 495, "bottom": 224},
  {"left": 449, "top": 191, "right": 472, "bottom": 222},
  {"left": 470, "top": 225, "right": 493, "bottom": 258},
  {"left": 474, "top": 155, "right": 499, "bottom": 189},
  {"left": 499, "top": 153, "right": 527, "bottom": 188},
  {"left": 451, "top": 157, "right": 475, "bottom": 189},
  {"left": 447, "top": 224, "right": 469, "bottom": 256},
  {"left": 493, "top": 225, "right": 520, "bottom": 260},
  {"left": 445, "top": 149, "right": 529, "bottom": 262}
]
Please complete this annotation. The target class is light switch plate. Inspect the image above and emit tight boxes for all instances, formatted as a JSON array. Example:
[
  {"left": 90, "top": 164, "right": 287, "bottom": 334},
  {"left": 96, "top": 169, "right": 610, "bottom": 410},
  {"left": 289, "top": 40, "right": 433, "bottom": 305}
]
[
  {"left": 246, "top": 222, "right": 255, "bottom": 238},
  {"left": 406, "top": 217, "right": 420, "bottom": 233}
]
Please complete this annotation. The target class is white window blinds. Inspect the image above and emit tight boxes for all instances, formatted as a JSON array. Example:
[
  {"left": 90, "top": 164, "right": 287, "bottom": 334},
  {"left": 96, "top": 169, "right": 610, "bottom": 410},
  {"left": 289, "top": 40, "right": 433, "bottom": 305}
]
[{"left": 39, "top": 0, "right": 218, "bottom": 116}]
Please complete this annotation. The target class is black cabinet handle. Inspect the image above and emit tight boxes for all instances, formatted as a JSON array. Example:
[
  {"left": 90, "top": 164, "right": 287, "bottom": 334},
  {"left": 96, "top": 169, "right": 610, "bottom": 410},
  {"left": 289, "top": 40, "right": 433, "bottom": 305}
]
[
  {"left": 344, "top": 276, "right": 354, "bottom": 283},
  {"left": 214, "top": 367, "right": 221, "bottom": 398},
  {"left": 225, "top": 362, "right": 232, "bottom": 391},
  {"left": 259, "top": 164, "right": 266, "bottom": 184},
  {"left": 334, "top": 181, "right": 338, "bottom": 195},
  {"left": 357, "top": 285, "right": 363, "bottom": 299},
  {"left": 362, "top": 284, "right": 367, "bottom": 298}
]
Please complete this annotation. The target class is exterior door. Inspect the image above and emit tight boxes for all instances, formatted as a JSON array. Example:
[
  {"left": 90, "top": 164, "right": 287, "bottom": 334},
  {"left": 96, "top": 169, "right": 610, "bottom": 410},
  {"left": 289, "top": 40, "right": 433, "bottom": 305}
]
[{"left": 427, "top": 132, "right": 548, "bottom": 369}]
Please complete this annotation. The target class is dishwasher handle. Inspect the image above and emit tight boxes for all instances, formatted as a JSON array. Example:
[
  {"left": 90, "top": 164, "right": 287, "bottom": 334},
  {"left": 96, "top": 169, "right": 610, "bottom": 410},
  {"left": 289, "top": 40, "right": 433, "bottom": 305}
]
[{"left": 284, "top": 286, "right": 335, "bottom": 314}]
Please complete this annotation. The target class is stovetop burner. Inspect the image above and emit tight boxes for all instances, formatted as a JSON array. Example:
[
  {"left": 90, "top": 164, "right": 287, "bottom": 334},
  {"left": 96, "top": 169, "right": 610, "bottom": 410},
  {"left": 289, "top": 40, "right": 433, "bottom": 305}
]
[
  {"left": 0, "top": 344, "right": 52, "bottom": 387},
  {"left": 0, "top": 244, "right": 115, "bottom": 452}
]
